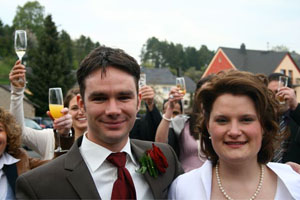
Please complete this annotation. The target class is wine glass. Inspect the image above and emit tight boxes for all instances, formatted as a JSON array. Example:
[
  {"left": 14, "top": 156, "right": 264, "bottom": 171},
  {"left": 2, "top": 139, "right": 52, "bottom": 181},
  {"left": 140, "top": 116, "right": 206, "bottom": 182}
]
[
  {"left": 176, "top": 77, "right": 186, "bottom": 95},
  {"left": 49, "top": 88, "right": 66, "bottom": 152},
  {"left": 14, "top": 30, "right": 27, "bottom": 62},
  {"left": 278, "top": 76, "right": 289, "bottom": 104},
  {"left": 139, "top": 73, "right": 146, "bottom": 88},
  {"left": 176, "top": 77, "right": 186, "bottom": 114}
]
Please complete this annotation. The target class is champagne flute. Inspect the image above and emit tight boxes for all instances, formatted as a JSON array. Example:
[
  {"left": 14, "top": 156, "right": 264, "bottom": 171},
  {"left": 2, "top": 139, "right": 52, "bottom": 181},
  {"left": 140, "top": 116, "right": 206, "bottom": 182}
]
[
  {"left": 49, "top": 88, "right": 66, "bottom": 152},
  {"left": 176, "top": 77, "right": 186, "bottom": 95},
  {"left": 176, "top": 77, "right": 186, "bottom": 114},
  {"left": 278, "top": 76, "right": 289, "bottom": 104},
  {"left": 14, "top": 30, "right": 27, "bottom": 62},
  {"left": 139, "top": 73, "right": 146, "bottom": 88},
  {"left": 14, "top": 30, "right": 27, "bottom": 83}
]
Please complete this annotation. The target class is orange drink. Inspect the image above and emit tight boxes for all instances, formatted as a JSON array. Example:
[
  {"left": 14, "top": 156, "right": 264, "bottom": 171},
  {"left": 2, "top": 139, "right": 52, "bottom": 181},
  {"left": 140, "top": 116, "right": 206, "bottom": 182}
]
[{"left": 49, "top": 104, "right": 64, "bottom": 119}]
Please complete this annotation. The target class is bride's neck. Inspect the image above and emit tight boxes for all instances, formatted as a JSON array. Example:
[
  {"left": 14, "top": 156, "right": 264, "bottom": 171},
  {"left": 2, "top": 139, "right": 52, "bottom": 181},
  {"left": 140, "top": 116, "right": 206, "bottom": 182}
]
[{"left": 218, "top": 160, "right": 261, "bottom": 179}]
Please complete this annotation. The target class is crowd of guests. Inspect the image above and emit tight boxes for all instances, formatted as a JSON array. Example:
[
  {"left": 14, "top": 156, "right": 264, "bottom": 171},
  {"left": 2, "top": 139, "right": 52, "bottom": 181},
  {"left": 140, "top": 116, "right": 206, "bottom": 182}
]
[{"left": 0, "top": 45, "right": 300, "bottom": 199}]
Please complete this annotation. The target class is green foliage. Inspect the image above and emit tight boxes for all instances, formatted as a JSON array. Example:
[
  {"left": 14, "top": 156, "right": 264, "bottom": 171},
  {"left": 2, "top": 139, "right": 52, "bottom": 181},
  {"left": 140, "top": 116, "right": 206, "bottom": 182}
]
[
  {"left": 272, "top": 45, "right": 290, "bottom": 52},
  {"left": 140, "top": 37, "right": 214, "bottom": 74},
  {"left": 0, "top": 20, "right": 15, "bottom": 58},
  {"left": 26, "top": 15, "right": 75, "bottom": 116},
  {"left": 13, "top": 1, "right": 45, "bottom": 37},
  {"left": 0, "top": 57, "right": 15, "bottom": 84},
  {"left": 184, "top": 66, "right": 204, "bottom": 83},
  {"left": 73, "top": 35, "right": 100, "bottom": 69}
]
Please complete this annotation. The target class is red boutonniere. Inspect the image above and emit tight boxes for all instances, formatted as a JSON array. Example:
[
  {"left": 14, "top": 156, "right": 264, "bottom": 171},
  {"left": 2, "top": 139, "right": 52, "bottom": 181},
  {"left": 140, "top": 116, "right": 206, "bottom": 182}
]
[{"left": 137, "top": 143, "right": 169, "bottom": 178}]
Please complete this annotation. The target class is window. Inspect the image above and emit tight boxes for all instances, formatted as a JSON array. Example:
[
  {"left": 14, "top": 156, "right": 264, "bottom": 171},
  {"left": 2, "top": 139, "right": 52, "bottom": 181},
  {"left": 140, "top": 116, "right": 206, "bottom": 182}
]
[
  {"left": 280, "top": 69, "right": 286, "bottom": 75},
  {"left": 288, "top": 70, "right": 293, "bottom": 83},
  {"left": 296, "top": 78, "right": 300, "bottom": 85}
]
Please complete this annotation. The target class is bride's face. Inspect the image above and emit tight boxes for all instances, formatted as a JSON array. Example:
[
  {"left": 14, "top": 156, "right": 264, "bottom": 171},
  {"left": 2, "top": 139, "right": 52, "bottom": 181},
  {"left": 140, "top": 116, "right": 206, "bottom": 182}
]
[{"left": 207, "top": 93, "right": 263, "bottom": 164}]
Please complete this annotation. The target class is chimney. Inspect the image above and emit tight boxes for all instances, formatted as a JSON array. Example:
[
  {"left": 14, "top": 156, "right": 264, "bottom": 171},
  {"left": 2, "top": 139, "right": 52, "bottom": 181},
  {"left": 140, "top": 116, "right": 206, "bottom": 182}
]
[{"left": 240, "top": 43, "right": 246, "bottom": 54}]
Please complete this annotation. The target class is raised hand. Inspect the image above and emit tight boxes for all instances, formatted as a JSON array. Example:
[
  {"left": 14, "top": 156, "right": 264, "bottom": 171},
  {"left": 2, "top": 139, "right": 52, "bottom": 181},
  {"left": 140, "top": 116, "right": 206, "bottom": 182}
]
[{"left": 9, "top": 60, "right": 26, "bottom": 88}]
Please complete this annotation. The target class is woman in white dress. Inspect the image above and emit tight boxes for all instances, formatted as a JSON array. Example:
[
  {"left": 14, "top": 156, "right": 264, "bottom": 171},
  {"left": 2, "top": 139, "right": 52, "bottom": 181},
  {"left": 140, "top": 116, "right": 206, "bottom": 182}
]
[{"left": 169, "top": 70, "right": 300, "bottom": 200}]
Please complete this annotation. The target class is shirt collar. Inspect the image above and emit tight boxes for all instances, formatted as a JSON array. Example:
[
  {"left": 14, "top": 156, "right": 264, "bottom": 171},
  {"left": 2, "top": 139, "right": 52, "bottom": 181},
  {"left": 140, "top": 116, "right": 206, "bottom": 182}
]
[
  {"left": 80, "top": 132, "right": 138, "bottom": 172},
  {"left": 0, "top": 152, "right": 20, "bottom": 170}
]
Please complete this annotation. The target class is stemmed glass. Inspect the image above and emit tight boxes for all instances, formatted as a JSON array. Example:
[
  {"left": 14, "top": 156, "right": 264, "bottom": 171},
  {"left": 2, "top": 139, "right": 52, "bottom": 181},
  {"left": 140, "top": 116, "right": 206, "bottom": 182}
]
[
  {"left": 176, "top": 77, "right": 186, "bottom": 113},
  {"left": 14, "top": 30, "right": 27, "bottom": 62},
  {"left": 14, "top": 30, "right": 27, "bottom": 83},
  {"left": 278, "top": 76, "right": 289, "bottom": 104},
  {"left": 176, "top": 77, "right": 186, "bottom": 95},
  {"left": 139, "top": 73, "right": 146, "bottom": 88},
  {"left": 49, "top": 88, "right": 66, "bottom": 152}
]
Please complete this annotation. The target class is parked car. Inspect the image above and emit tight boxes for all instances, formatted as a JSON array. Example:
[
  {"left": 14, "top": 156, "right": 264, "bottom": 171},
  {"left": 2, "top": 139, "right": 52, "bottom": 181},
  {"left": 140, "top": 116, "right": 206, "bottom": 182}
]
[
  {"left": 32, "top": 117, "right": 53, "bottom": 129},
  {"left": 24, "top": 118, "right": 43, "bottom": 130},
  {"left": 41, "top": 117, "right": 53, "bottom": 128}
]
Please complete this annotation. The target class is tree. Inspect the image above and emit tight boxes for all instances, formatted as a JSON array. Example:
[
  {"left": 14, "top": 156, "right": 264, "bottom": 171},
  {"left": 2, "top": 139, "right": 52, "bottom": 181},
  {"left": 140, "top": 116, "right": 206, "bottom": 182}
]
[
  {"left": 13, "top": 1, "right": 45, "bottom": 37},
  {"left": 140, "top": 37, "right": 165, "bottom": 68},
  {"left": 73, "top": 35, "right": 99, "bottom": 69},
  {"left": 184, "top": 67, "right": 204, "bottom": 83},
  {"left": 198, "top": 45, "right": 214, "bottom": 68},
  {"left": 272, "top": 45, "right": 290, "bottom": 52},
  {"left": 26, "top": 15, "right": 75, "bottom": 116},
  {"left": 140, "top": 37, "right": 214, "bottom": 73},
  {"left": 0, "top": 19, "right": 14, "bottom": 58}
]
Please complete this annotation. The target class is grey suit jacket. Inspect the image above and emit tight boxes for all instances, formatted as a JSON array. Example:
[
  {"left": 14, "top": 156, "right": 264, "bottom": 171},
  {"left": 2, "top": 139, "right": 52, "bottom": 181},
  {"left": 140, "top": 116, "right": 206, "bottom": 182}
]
[{"left": 16, "top": 136, "right": 183, "bottom": 199}]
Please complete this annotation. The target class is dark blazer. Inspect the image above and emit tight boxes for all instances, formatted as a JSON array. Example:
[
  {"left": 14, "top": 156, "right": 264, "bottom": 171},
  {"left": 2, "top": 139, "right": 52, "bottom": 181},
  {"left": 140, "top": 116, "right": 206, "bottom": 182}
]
[
  {"left": 283, "top": 104, "right": 300, "bottom": 164},
  {"left": 130, "top": 104, "right": 162, "bottom": 141},
  {"left": 3, "top": 163, "right": 18, "bottom": 195},
  {"left": 16, "top": 136, "right": 183, "bottom": 199}
]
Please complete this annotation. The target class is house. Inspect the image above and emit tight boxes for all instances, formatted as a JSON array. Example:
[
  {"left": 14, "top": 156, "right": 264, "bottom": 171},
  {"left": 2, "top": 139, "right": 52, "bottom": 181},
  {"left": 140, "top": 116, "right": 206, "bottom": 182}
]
[
  {"left": 203, "top": 44, "right": 300, "bottom": 102},
  {"left": 141, "top": 68, "right": 196, "bottom": 110},
  {"left": 0, "top": 85, "right": 36, "bottom": 118}
]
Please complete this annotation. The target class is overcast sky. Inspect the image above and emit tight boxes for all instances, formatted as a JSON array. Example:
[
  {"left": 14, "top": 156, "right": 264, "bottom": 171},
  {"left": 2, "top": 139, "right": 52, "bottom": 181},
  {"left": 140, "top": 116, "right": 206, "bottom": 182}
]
[{"left": 1, "top": 0, "right": 299, "bottom": 63}]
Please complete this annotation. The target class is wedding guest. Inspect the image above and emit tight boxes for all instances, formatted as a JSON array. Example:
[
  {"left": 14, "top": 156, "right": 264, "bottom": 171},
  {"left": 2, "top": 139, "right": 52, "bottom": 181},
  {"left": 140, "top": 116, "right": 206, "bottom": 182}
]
[
  {"left": 169, "top": 70, "right": 300, "bottom": 199},
  {"left": 0, "top": 107, "right": 47, "bottom": 199},
  {"left": 16, "top": 46, "right": 183, "bottom": 199},
  {"left": 9, "top": 61, "right": 72, "bottom": 159},
  {"left": 130, "top": 85, "right": 162, "bottom": 141},
  {"left": 155, "top": 75, "right": 213, "bottom": 172},
  {"left": 268, "top": 73, "right": 300, "bottom": 164},
  {"left": 162, "top": 98, "right": 183, "bottom": 118}
]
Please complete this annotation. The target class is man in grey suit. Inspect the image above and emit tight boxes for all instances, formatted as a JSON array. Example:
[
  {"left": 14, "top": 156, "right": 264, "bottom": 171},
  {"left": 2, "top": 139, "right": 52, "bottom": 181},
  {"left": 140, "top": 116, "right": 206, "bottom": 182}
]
[{"left": 16, "top": 46, "right": 183, "bottom": 199}]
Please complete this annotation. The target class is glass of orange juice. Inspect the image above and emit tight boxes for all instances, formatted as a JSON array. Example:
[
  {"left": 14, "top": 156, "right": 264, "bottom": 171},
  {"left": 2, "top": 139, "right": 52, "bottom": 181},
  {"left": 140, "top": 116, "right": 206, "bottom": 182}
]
[{"left": 49, "top": 87, "right": 65, "bottom": 152}]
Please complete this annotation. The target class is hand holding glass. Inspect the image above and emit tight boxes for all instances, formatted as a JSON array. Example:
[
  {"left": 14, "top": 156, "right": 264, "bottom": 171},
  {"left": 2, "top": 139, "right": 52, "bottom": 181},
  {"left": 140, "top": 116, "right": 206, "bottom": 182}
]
[
  {"left": 176, "top": 77, "right": 186, "bottom": 95},
  {"left": 14, "top": 30, "right": 27, "bottom": 62},
  {"left": 278, "top": 76, "right": 289, "bottom": 104},
  {"left": 49, "top": 88, "right": 66, "bottom": 152}
]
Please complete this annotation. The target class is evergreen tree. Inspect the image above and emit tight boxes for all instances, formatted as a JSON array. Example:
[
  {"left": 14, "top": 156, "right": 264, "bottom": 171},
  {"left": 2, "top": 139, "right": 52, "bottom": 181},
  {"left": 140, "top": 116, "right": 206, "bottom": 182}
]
[
  {"left": 73, "top": 35, "right": 99, "bottom": 69},
  {"left": 26, "top": 15, "right": 74, "bottom": 116},
  {"left": 0, "top": 19, "right": 14, "bottom": 57}
]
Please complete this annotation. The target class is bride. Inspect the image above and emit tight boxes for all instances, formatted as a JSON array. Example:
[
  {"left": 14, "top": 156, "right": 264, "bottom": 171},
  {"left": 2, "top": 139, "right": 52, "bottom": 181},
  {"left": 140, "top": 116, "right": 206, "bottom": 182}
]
[{"left": 168, "top": 70, "right": 300, "bottom": 200}]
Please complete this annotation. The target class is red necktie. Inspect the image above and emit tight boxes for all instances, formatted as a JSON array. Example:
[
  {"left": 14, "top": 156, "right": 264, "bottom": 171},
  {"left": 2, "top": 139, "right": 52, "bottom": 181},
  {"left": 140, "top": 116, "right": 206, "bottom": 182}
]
[{"left": 107, "top": 152, "right": 137, "bottom": 200}]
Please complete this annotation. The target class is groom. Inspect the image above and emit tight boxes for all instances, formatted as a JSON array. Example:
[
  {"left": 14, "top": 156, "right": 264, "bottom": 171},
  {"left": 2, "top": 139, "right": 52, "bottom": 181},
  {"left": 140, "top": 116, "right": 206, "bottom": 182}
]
[{"left": 16, "top": 46, "right": 183, "bottom": 199}]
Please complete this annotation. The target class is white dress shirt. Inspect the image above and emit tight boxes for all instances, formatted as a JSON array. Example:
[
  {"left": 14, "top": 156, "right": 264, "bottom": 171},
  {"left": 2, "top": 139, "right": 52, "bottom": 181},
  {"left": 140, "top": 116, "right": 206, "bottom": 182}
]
[
  {"left": 80, "top": 133, "right": 154, "bottom": 200},
  {"left": 0, "top": 152, "right": 20, "bottom": 200}
]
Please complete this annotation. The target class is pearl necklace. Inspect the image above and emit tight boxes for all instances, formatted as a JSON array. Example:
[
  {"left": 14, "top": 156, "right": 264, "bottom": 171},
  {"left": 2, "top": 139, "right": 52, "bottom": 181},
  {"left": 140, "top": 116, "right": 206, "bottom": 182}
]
[{"left": 215, "top": 163, "right": 264, "bottom": 200}]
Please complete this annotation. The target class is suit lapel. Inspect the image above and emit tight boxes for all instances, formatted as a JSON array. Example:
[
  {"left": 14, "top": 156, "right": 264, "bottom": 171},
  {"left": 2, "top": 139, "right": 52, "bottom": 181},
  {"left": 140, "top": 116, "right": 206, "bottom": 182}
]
[
  {"left": 64, "top": 137, "right": 101, "bottom": 199},
  {"left": 130, "top": 140, "right": 169, "bottom": 199}
]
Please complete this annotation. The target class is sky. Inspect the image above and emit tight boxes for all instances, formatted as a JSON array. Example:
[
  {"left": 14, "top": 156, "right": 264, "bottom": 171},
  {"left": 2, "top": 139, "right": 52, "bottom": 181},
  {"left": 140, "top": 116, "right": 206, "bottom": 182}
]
[{"left": 1, "top": 0, "right": 300, "bottom": 63}]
